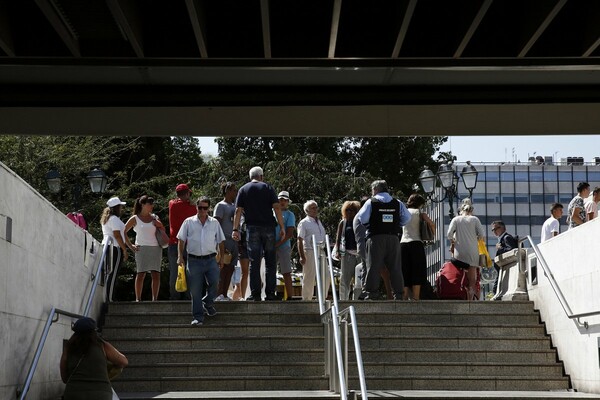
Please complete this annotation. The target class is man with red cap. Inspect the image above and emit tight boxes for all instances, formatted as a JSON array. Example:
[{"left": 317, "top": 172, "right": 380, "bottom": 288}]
[{"left": 168, "top": 183, "right": 196, "bottom": 300}]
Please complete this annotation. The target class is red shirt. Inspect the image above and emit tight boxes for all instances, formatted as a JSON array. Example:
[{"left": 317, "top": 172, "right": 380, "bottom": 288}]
[{"left": 168, "top": 198, "right": 197, "bottom": 245}]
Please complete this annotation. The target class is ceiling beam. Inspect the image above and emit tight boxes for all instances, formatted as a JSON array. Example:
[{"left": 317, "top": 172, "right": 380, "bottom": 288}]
[
  {"left": 0, "top": 0, "right": 15, "bottom": 56},
  {"left": 328, "top": 0, "right": 342, "bottom": 58},
  {"left": 106, "top": 0, "right": 144, "bottom": 58},
  {"left": 391, "top": 0, "right": 417, "bottom": 58},
  {"left": 185, "top": 0, "right": 208, "bottom": 58},
  {"left": 518, "top": 0, "right": 567, "bottom": 58},
  {"left": 454, "top": 0, "right": 493, "bottom": 58},
  {"left": 583, "top": 36, "right": 600, "bottom": 58},
  {"left": 34, "top": 0, "right": 80, "bottom": 57},
  {"left": 260, "top": 0, "right": 271, "bottom": 58}
]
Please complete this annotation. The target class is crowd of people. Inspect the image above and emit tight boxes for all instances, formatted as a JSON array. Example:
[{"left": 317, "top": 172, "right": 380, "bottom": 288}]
[{"left": 99, "top": 164, "right": 600, "bottom": 325}]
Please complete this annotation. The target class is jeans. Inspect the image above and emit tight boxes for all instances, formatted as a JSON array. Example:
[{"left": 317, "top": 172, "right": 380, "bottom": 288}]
[
  {"left": 246, "top": 225, "right": 277, "bottom": 298},
  {"left": 187, "top": 256, "right": 219, "bottom": 321},
  {"left": 168, "top": 244, "right": 190, "bottom": 300}
]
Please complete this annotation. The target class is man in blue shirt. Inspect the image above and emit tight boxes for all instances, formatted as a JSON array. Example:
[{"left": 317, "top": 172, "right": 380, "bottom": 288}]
[
  {"left": 356, "top": 180, "right": 411, "bottom": 300},
  {"left": 232, "top": 167, "right": 285, "bottom": 301},
  {"left": 275, "top": 191, "right": 296, "bottom": 300}
]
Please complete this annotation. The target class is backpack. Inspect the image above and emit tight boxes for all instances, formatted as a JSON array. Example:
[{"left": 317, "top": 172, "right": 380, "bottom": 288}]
[{"left": 435, "top": 261, "right": 481, "bottom": 300}]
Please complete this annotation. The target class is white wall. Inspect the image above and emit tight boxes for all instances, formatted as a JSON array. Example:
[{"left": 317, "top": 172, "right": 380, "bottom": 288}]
[
  {"left": 529, "top": 217, "right": 600, "bottom": 393},
  {"left": 0, "top": 161, "right": 104, "bottom": 400}
]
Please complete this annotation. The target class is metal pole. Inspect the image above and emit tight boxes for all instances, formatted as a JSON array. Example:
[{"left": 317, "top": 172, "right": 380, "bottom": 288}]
[
  {"left": 18, "top": 308, "right": 57, "bottom": 400},
  {"left": 83, "top": 238, "right": 112, "bottom": 316},
  {"left": 349, "top": 306, "right": 368, "bottom": 400}
]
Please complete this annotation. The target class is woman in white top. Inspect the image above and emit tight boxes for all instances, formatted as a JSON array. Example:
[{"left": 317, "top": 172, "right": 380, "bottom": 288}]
[
  {"left": 446, "top": 198, "right": 484, "bottom": 300},
  {"left": 101, "top": 196, "right": 135, "bottom": 302},
  {"left": 400, "top": 194, "right": 435, "bottom": 300},
  {"left": 125, "top": 195, "right": 165, "bottom": 302}
]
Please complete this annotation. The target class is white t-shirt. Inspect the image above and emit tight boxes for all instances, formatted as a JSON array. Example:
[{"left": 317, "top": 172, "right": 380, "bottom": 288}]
[
  {"left": 297, "top": 216, "right": 325, "bottom": 250},
  {"left": 540, "top": 216, "right": 559, "bottom": 243},
  {"left": 584, "top": 196, "right": 598, "bottom": 220},
  {"left": 102, "top": 215, "right": 126, "bottom": 247}
]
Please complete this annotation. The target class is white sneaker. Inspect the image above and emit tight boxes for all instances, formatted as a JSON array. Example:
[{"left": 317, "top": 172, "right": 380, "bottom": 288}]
[
  {"left": 191, "top": 319, "right": 203, "bottom": 326},
  {"left": 215, "top": 294, "right": 226, "bottom": 301}
]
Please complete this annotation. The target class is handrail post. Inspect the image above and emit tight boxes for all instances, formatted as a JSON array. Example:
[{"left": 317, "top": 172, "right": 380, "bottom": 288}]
[
  {"left": 83, "top": 237, "right": 112, "bottom": 316},
  {"left": 18, "top": 308, "right": 58, "bottom": 400}
]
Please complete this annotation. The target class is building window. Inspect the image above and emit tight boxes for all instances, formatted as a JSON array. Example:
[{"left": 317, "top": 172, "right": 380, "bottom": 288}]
[
  {"left": 515, "top": 172, "right": 529, "bottom": 182},
  {"left": 573, "top": 171, "right": 587, "bottom": 182},
  {"left": 529, "top": 171, "right": 543, "bottom": 182},
  {"left": 559, "top": 171, "right": 572, "bottom": 181},
  {"left": 486, "top": 171, "right": 500, "bottom": 182}
]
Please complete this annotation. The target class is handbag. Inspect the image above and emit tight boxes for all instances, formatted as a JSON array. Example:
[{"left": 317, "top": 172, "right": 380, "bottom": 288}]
[
  {"left": 153, "top": 221, "right": 169, "bottom": 249},
  {"left": 419, "top": 213, "right": 435, "bottom": 242},
  {"left": 216, "top": 249, "right": 233, "bottom": 264},
  {"left": 478, "top": 238, "right": 492, "bottom": 268},
  {"left": 175, "top": 263, "right": 187, "bottom": 292}
]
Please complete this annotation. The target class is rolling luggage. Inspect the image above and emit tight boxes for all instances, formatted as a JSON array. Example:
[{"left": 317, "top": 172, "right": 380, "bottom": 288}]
[{"left": 435, "top": 260, "right": 480, "bottom": 300}]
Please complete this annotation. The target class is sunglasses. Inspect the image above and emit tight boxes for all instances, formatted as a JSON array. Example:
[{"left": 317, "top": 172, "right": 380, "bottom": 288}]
[{"left": 197, "top": 206, "right": 209, "bottom": 210}]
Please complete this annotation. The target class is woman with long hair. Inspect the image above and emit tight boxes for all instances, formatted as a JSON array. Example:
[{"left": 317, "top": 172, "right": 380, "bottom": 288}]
[
  {"left": 124, "top": 195, "right": 165, "bottom": 301},
  {"left": 60, "top": 317, "right": 128, "bottom": 400},
  {"left": 101, "top": 197, "right": 135, "bottom": 303},
  {"left": 400, "top": 194, "right": 435, "bottom": 300},
  {"left": 334, "top": 200, "right": 361, "bottom": 300},
  {"left": 446, "top": 198, "right": 484, "bottom": 300}
]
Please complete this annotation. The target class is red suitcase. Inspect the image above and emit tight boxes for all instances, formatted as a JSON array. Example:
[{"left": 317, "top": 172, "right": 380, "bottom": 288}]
[{"left": 435, "top": 261, "right": 480, "bottom": 300}]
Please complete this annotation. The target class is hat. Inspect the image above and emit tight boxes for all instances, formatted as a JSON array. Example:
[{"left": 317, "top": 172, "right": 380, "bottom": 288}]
[
  {"left": 176, "top": 183, "right": 190, "bottom": 192},
  {"left": 106, "top": 197, "right": 126, "bottom": 208},
  {"left": 72, "top": 317, "right": 97, "bottom": 333},
  {"left": 278, "top": 191, "right": 291, "bottom": 202}
]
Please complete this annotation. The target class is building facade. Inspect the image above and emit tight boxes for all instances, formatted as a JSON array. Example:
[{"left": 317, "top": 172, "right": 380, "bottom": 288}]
[{"left": 425, "top": 160, "right": 600, "bottom": 288}]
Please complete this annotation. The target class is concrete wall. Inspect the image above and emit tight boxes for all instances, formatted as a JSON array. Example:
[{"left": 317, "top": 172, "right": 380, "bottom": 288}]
[
  {"left": 0, "top": 161, "right": 104, "bottom": 400},
  {"left": 528, "top": 217, "right": 600, "bottom": 393}
]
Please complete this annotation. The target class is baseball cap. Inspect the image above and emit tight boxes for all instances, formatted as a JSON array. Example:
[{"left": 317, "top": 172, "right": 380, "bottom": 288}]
[
  {"left": 278, "top": 191, "right": 292, "bottom": 202},
  {"left": 176, "top": 183, "right": 190, "bottom": 192},
  {"left": 106, "top": 197, "right": 126, "bottom": 208},
  {"left": 72, "top": 317, "right": 97, "bottom": 333}
]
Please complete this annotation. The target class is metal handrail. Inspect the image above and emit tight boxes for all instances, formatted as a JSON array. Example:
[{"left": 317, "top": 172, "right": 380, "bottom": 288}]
[
  {"left": 521, "top": 235, "right": 600, "bottom": 328},
  {"left": 18, "top": 238, "right": 113, "bottom": 400},
  {"left": 312, "top": 234, "right": 368, "bottom": 400}
]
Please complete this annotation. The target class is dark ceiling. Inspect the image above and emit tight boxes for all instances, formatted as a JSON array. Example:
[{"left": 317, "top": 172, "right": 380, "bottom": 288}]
[{"left": 0, "top": 0, "right": 599, "bottom": 135}]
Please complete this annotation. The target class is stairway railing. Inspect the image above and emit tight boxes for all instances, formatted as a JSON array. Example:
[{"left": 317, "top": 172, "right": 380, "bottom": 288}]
[
  {"left": 312, "top": 234, "right": 368, "bottom": 400},
  {"left": 520, "top": 235, "right": 600, "bottom": 329},
  {"left": 17, "top": 238, "right": 114, "bottom": 400}
]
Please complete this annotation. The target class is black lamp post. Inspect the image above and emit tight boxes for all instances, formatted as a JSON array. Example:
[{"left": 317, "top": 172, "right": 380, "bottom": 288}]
[
  {"left": 45, "top": 167, "right": 108, "bottom": 209},
  {"left": 419, "top": 161, "right": 479, "bottom": 218}
]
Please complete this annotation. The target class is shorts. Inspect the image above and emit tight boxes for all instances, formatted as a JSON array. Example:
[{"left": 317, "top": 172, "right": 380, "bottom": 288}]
[
  {"left": 276, "top": 245, "right": 292, "bottom": 274},
  {"left": 238, "top": 231, "right": 248, "bottom": 260}
]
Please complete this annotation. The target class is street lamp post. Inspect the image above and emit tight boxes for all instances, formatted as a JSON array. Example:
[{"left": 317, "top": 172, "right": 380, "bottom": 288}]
[
  {"left": 45, "top": 167, "right": 108, "bottom": 209},
  {"left": 419, "top": 161, "right": 478, "bottom": 218}
]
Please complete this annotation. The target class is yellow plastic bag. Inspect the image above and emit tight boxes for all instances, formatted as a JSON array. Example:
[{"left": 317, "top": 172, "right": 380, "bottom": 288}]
[
  {"left": 175, "top": 263, "right": 187, "bottom": 292},
  {"left": 478, "top": 238, "right": 492, "bottom": 268}
]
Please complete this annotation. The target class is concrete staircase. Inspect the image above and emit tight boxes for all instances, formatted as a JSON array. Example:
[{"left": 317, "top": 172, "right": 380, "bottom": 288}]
[{"left": 102, "top": 300, "right": 573, "bottom": 400}]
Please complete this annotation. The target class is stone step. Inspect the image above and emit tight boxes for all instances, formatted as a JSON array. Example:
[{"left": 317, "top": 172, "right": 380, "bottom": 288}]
[
  {"left": 105, "top": 311, "right": 540, "bottom": 326},
  {"left": 124, "top": 349, "right": 325, "bottom": 364},
  {"left": 116, "top": 390, "right": 600, "bottom": 400},
  {"left": 110, "top": 336, "right": 324, "bottom": 351},
  {"left": 358, "top": 336, "right": 553, "bottom": 350},
  {"left": 348, "top": 376, "right": 571, "bottom": 391},
  {"left": 356, "top": 362, "right": 564, "bottom": 377},
  {"left": 107, "top": 300, "right": 538, "bottom": 315},
  {"left": 112, "top": 376, "right": 330, "bottom": 392},
  {"left": 102, "top": 323, "right": 323, "bottom": 339},
  {"left": 356, "top": 348, "right": 559, "bottom": 364},
  {"left": 105, "top": 312, "right": 322, "bottom": 325},
  {"left": 353, "top": 323, "right": 546, "bottom": 338},
  {"left": 121, "top": 362, "right": 325, "bottom": 378}
]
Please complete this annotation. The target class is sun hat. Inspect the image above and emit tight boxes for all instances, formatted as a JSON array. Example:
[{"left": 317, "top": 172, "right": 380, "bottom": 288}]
[
  {"left": 176, "top": 183, "right": 191, "bottom": 192},
  {"left": 278, "top": 191, "right": 292, "bottom": 203},
  {"left": 106, "top": 197, "right": 126, "bottom": 208}
]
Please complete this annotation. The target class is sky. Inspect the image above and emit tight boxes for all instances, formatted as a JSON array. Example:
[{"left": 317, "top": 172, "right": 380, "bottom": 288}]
[{"left": 196, "top": 135, "right": 600, "bottom": 164}]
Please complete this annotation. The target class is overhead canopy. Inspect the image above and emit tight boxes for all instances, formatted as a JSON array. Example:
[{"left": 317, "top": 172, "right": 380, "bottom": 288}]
[{"left": 0, "top": 0, "right": 599, "bottom": 135}]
